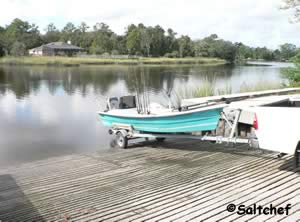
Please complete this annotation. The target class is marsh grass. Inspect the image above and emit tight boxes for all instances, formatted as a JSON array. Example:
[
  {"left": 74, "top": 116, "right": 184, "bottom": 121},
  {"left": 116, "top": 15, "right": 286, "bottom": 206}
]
[
  {"left": 217, "top": 84, "right": 232, "bottom": 95},
  {"left": 0, "top": 56, "right": 226, "bottom": 66},
  {"left": 175, "top": 80, "right": 283, "bottom": 104},
  {"left": 192, "top": 80, "right": 215, "bottom": 98},
  {"left": 174, "top": 78, "right": 216, "bottom": 107}
]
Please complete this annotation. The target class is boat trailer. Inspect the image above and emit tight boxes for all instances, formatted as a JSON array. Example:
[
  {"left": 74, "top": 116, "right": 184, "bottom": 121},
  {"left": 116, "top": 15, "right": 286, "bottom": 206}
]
[{"left": 108, "top": 109, "right": 257, "bottom": 149}]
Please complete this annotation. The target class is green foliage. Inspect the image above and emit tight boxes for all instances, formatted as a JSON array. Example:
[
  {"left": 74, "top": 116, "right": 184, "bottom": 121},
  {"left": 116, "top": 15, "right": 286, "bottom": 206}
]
[
  {"left": 175, "top": 78, "right": 215, "bottom": 100},
  {"left": 89, "top": 23, "right": 115, "bottom": 55},
  {"left": 178, "top": 35, "right": 194, "bottom": 57},
  {"left": 176, "top": 80, "right": 282, "bottom": 103},
  {"left": 0, "top": 56, "right": 225, "bottom": 66},
  {"left": 164, "top": 51, "right": 179, "bottom": 58},
  {"left": 165, "top": 29, "right": 178, "bottom": 53},
  {"left": 282, "top": 51, "right": 300, "bottom": 84},
  {"left": 0, "top": 18, "right": 298, "bottom": 62},
  {"left": 192, "top": 80, "right": 215, "bottom": 97},
  {"left": 148, "top": 25, "right": 165, "bottom": 57},
  {"left": 43, "top": 23, "right": 60, "bottom": 43},
  {"left": 10, "top": 41, "right": 26, "bottom": 56},
  {"left": 0, "top": 26, "right": 5, "bottom": 56},
  {"left": 0, "top": 45, "right": 5, "bottom": 57},
  {"left": 60, "top": 22, "right": 76, "bottom": 42},
  {"left": 217, "top": 84, "right": 232, "bottom": 95},
  {"left": 280, "top": 43, "right": 298, "bottom": 61},
  {"left": 126, "top": 25, "right": 142, "bottom": 55},
  {"left": 4, "top": 18, "right": 41, "bottom": 53},
  {"left": 194, "top": 34, "right": 236, "bottom": 63}
]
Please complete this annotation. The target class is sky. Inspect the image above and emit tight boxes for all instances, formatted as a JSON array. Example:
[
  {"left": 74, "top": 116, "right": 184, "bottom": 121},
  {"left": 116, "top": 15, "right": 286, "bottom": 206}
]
[{"left": 0, "top": 0, "right": 299, "bottom": 49}]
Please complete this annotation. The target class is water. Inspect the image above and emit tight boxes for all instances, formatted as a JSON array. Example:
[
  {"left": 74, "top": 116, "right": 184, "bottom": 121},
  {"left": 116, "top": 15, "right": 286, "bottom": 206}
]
[{"left": 0, "top": 62, "right": 290, "bottom": 167}]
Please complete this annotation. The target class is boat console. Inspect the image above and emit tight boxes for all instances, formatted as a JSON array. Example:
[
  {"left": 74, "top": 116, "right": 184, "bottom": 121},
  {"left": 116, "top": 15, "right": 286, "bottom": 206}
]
[{"left": 106, "top": 96, "right": 136, "bottom": 111}]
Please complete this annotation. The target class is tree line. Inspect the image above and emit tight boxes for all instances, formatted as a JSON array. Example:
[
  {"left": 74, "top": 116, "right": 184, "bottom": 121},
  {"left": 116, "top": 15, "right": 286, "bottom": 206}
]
[{"left": 0, "top": 18, "right": 298, "bottom": 63}]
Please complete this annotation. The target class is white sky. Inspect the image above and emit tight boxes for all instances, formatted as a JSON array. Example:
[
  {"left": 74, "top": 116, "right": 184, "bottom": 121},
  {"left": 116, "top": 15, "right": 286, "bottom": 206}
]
[{"left": 1, "top": 0, "right": 299, "bottom": 49}]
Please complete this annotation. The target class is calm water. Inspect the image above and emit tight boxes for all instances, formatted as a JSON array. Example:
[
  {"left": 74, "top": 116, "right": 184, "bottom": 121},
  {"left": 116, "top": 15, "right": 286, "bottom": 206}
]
[{"left": 0, "top": 62, "right": 290, "bottom": 166}]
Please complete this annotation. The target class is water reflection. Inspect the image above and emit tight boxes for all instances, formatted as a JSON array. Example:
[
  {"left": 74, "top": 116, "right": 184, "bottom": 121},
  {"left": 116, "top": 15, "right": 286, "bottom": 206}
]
[{"left": 0, "top": 63, "right": 287, "bottom": 166}]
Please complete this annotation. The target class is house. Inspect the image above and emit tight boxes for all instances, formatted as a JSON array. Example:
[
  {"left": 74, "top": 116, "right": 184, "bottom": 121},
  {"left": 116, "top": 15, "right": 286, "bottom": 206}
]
[{"left": 29, "top": 41, "right": 82, "bottom": 56}]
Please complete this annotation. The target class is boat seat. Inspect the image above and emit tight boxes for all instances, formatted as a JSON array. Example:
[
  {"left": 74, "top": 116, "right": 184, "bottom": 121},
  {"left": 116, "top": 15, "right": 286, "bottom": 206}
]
[{"left": 108, "top": 97, "right": 119, "bottom": 110}]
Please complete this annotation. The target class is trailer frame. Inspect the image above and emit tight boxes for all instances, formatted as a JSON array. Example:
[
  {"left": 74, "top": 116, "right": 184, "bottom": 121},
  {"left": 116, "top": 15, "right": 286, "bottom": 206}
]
[{"left": 108, "top": 109, "right": 255, "bottom": 149}]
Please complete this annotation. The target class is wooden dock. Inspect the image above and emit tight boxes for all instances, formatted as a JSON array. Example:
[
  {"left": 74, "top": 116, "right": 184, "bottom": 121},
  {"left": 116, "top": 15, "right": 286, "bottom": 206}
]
[{"left": 0, "top": 139, "right": 299, "bottom": 222}]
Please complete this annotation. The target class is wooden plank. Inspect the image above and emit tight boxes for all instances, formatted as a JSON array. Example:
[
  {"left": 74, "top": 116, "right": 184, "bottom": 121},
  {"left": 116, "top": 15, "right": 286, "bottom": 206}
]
[{"left": 0, "top": 140, "right": 298, "bottom": 222}]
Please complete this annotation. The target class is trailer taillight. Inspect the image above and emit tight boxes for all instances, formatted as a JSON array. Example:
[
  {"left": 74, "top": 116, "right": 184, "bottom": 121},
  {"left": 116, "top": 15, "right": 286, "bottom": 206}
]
[{"left": 253, "top": 113, "right": 258, "bottom": 130}]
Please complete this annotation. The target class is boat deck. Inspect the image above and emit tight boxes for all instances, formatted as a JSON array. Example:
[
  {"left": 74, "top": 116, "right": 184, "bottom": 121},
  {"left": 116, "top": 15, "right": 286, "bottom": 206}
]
[{"left": 0, "top": 140, "right": 299, "bottom": 222}]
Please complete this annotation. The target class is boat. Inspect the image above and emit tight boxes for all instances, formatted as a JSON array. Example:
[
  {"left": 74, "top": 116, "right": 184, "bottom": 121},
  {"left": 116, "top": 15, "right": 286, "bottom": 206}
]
[
  {"left": 99, "top": 88, "right": 300, "bottom": 134},
  {"left": 98, "top": 96, "right": 227, "bottom": 133}
]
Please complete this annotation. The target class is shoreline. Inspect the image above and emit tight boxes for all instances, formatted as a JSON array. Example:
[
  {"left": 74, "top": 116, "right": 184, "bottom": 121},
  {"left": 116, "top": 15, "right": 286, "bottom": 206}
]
[{"left": 0, "top": 56, "right": 227, "bottom": 66}]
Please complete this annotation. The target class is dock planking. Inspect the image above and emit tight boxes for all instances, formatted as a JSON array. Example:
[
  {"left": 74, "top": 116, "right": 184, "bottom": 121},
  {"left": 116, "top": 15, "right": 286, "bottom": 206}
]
[{"left": 0, "top": 139, "right": 299, "bottom": 222}]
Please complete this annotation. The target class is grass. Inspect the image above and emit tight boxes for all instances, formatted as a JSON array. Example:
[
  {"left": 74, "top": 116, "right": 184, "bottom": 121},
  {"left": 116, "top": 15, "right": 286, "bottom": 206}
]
[
  {"left": 192, "top": 80, "right": 215, "bottom": 97},
  {"left": 174, "top": 78, "right": 214, "bottom": 102},
  {"left": 175, "top": 80, "right": 283, "bottom": 103},
  {"left": 0, "top": 56, "right": 226, "bottom": 66},
  {"left": 217, "top": 84, "right": 232, "bottom": 95}
]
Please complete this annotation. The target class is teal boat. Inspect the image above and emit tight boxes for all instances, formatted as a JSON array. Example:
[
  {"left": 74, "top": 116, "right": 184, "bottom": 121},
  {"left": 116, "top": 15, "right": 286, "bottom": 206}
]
[{"left": 99, "top": 96, "right": 226, "bottom": 133}]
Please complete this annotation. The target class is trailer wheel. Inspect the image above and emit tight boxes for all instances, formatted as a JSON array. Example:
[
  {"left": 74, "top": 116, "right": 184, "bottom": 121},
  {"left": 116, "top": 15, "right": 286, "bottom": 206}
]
[
  {"left": 116, "top": 132, "right": 128, "bottom": 149},
  {"left": 156, "top": 137, "right": 166, "bottom": 142},
  {"left": 294, "top": 142, "right": 300, "bottom": 168}
]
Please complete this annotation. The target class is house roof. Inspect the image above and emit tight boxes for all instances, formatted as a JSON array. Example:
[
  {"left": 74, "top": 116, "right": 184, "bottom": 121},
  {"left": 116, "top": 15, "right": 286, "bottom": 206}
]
[
  {"left": 30, "top": 42, "right": 82, "bottom": 51},
  {"left": 44, "top": 42, "right": 82, "bottom": 50}
]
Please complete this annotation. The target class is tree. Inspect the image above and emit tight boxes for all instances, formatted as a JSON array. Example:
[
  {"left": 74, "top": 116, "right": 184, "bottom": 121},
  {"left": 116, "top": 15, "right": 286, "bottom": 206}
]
[
  {"left": 194, "top": 40, "right": 210, "bottom": 57},
  {"left": 140, "top": 27, "right": 152, "bottom": 57},
  {"left": 126, "top": 24, "right": 166, "bottom": 57},
  {"left": 235, "top": 42, "right": 253, "bottom": 61},
  {"left": 194, "top": 34, "right": 237, "bottom": 62},
  {"left": 282, "top": 52, "right": 300, "bottom": 85},
  {"left": 10, "top": 41, "right": 26, "bottom": 56},
  {"left": 273, "top": 49, "right": 282, "bottom": 61},
  {"left": 78, "top": 22, "right": 89, "bottom": 33},
  {"left": 43, "top": 23, "right": 60, "bottom": 43},
  {"left": 90, "top": 23, "right": 114, "bottom": 54},
  {"left": 149, "top": 25, "right": 165, "bottom": 57},
  {"left": 61, "top": 22, "right": 76, "bottom": 42},
  {"left": 165, "top": 28, "right": 178, "bottom": 54},
  {"left": 0, "top": 26, "right": 5, "bottom": 56},
  {"left": 213, "top": 40, "right": 237, "bottom": 63},
  {"left": 5, "top": 18, "right": 41, "bottom": 54},
  {"left": 178, "top": 35, "right": 194, "bottom": 57},
  {"left": 126, "top": 24, "right": 141, "bottom": 55},
  {"left": 0, "top": 43, "right": 4, "bottom": 57},
  {"left": 280, "top": 43, "right": 298, "bottom": 60},
  {"left": 194, "top": 34, "right": 220, "bottom": 58},
  {"left": 281, "top": 0, "right": 300, "bottom": 22},
  {"left": 114, "top": 35, "right": 127, "bottom": 54},
  {"left": 281, "top": 0, "right": 300, "bottom": 85}
]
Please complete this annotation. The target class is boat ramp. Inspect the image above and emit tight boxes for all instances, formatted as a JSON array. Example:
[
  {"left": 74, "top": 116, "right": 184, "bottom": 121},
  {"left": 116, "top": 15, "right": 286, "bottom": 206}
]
[{"left": 0, "top": 139, "right": 299, "bottom": 221}]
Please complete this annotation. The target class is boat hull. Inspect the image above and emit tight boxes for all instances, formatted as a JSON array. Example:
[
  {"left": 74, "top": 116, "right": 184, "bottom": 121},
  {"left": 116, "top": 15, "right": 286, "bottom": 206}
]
[{"left": 99, "top": 108, "right": 223, "bottom": 133}]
